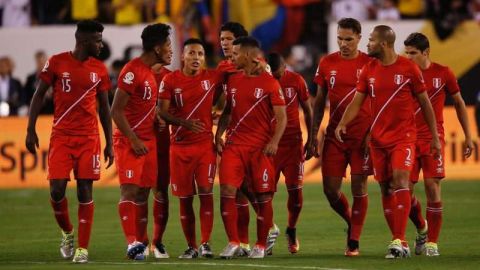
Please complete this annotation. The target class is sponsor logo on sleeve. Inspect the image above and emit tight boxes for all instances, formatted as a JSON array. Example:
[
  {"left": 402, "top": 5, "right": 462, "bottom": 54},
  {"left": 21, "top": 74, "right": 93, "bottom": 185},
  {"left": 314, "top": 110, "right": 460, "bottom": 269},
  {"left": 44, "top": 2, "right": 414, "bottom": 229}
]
[{"left": 123, "top": 72, "right": 134, "bottom": 85}]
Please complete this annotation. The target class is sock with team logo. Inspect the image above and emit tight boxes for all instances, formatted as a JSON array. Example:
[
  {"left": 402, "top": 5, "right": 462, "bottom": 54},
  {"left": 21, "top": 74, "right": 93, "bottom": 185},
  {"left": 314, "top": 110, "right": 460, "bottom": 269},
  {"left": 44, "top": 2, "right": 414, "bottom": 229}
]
[
  {"left": 179, "top": 196, "right": 197, "bottom": 248},
  {"left": 287, "top": 187, "right": 303, "bottom": 228},
  {"left": 351, "top": 194, "right": 368, "bottom": 241},
  {"left": 153, "top": 197, "right": 169, "bottom": 245},
  {"left": 78, "top": 201, "right": 94, "bottom": 248},
  {"left": 199, "top": 193, "right": 214, "bottom": 244},
  {"left": 136, "top": 202, "right": 149, "bottom": 245},
  {"left": 256, "top": 198, "right": 273, "bottom": 248},
  {"left": 381, "top": 194, "right": 396, "bottom": 236},
  {"left": 50, "top": 197, "right": 74, "bottom": 233},
  {"left": 118, "top": 200, "right": 137, "bottom": 244},
  {"left": 236, "top": 196, "right": 250, "bottom": 245},
  {"left": 426, "top": 201, "right": 443, "bottom": 243},
  {"left": 409, "top": 195, "right": 426, "bottom": 230},
  {"left": 221, "top": 196, "right": 240, "bottom": 244},
  {"left": 393, "top": 189, "right": 411, "bottom": 241}
]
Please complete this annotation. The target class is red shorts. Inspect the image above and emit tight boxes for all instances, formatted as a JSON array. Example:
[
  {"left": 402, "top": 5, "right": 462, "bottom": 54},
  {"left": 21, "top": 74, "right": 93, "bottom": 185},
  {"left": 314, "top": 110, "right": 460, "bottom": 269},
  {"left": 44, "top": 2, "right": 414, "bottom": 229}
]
[
  {"left": 321, "top": 138, "right": 372, "bottom": 178},
  {"left": 219, "top": 144, "right": 275, "bottom": 193},
  {"left": 274, "top": 142, "right": 304, "bottom": 189},
  {"left": 156, "top": 126, "right": 170, "bottom": 190},
  {"left": 370, "top": 142, "right": 415, "bottom": 182},
  {"left": 48, "top": 134, "right": 101, "bottom": 180},
  {"left": 170, "top": 141, "right": 216, "bottom": 197},
  {"left": 114, "top": 136, "right": 157, "bottom": 188},
  {"left": 410, "top": 140, "right": 445, "bottom": 182}
]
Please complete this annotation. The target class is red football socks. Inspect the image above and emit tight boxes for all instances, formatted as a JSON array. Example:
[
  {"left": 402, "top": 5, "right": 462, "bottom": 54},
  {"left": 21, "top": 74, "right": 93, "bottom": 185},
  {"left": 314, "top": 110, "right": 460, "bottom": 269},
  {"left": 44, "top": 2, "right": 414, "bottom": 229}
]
[
  {"left": 350, "top": 194, "right": 368, "bottom": 241},
  {"left": 393, "top": 189, "right": 411, "bottom": 241},
  {"left": 153, "top": 197, "right": 169, "bottom": 245},
  {"left": 236, "top": 196, "right": 250, "bottom": 244},
  {"left": 409, "top": 195, "right": 426, "bottom": 230},
  {"left": 77, "top": 201, "right": 94, "bottom": 248},
  {"left": 179, "top": 196, "right": 197, "bottom": 248},
  {"left": 50, "top": 197, "right": 73, "bottom": 233},
  {"left": 287, "top": 187, "right": 303, "bottom": 229},
  {"left": 382, "top": 194, "right": 396, "bottom": 236},
  {"left": 426, "top": 201, "right": 443, "bottom": 243},
  {"left": 136, "top": 202, "right": 149, "bottom": 244},
  {"left": 221, "top": 196, "right": 239, "bottom": 244},
  {"left": 256, "top": 199, "right": 273, "bottom": 248},
  {"left": 199, "top": 193, "right": 214, "bottom": 244},
  {"left": 118, "top": 200, "right": 137, "bottom": 244}
]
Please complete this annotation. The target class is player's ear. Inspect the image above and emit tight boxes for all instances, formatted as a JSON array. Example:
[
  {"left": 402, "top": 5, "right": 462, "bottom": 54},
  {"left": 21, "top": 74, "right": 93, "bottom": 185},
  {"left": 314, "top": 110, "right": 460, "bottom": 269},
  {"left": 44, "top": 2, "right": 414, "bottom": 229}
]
[{"left": 424, "top": 48, "right": 430, "bottom": 57}]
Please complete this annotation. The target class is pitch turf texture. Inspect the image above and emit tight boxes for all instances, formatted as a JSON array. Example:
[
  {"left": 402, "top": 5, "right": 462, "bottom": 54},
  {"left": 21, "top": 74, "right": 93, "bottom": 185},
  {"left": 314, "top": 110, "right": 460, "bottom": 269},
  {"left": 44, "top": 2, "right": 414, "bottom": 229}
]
[{"left": 1, "top": 181, "right": 479, "bottom": 270}]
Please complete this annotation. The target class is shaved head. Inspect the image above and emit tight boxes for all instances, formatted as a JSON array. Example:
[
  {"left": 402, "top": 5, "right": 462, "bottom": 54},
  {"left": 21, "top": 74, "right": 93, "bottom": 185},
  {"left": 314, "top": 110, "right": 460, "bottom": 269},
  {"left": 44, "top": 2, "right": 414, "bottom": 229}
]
[{"left": 373, "top": 25, "right": 396, "bottom": 47}]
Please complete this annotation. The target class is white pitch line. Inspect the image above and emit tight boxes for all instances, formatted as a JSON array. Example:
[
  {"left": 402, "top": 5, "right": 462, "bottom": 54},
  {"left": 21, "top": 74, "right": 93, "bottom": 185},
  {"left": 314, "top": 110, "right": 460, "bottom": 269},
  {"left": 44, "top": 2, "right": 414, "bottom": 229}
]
[{"left": 2, "top": 261, "right": 354, "bottom": 270}]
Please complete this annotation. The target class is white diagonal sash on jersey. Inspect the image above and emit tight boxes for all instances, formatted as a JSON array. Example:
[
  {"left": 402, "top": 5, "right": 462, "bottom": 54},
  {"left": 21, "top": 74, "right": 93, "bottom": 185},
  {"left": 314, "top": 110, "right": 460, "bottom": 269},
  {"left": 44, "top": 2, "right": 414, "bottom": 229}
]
[
  {"left": 286, "top": 92, "right": 298, "bottom": 107},
  {"left": 132, "top": 103, "right": 157, "bottom": 130},
  {"left": 173, "top": 83, "right": 216, "bottom": 137},
  {"left": 370, "top": 79, "right": 410, "bottom": 131},
  {"left": 53, "top": 80, "right": 101, "bottom": 127},
  {"left": 414, "top": 83, "right": 445, "bottom": 115},
  {"left": 228, "top": 94, "right": 269, "bottom": 138},
  {"left": 330, "top": 88, "right": 356, "bottom": 119}
]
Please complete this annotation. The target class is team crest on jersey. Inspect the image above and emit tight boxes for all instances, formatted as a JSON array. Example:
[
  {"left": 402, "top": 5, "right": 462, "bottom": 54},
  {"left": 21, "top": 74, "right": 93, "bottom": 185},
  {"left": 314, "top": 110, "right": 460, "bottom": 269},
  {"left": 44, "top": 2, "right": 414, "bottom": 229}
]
[
  {"left": 230, "top": 88, "right": 237, "bottom": 94},
  {"left": 201, "top": 80, "right": 211, "bottom": 91},
  {"left": 90, "top": 72, "right": 98, "bottom": 83},
  {"left": 254, "top": 88, "right": 264, "bottom": 99},
  {"left": 62, "top": 72, "right": 70, "bottom": 78},
  {"left": 174, "top": 88, "right": 182, "bottom": 94},
  {"left": 126, "top": 170, "right": 134, "bottom": 179},
  {"left": 330, "top": 70, "right": 337, "bottom": 76},
  {"left": 123, "top": 72, "right": 134, "bottom": 84},
  {"left": 368, "top": 78, "right": 375, "bottom": 84},
  {"left": 285, "top": 87, "right": 294, "bottom": 98},
  {"left": 433, "top": 78, "right": 442, "bottom": 88},
  {"left": 394, "top": 74, "right": 404, "bottom": 85},
  {"left": 42, "top": 60, "right": 49, "bottom": 72}
]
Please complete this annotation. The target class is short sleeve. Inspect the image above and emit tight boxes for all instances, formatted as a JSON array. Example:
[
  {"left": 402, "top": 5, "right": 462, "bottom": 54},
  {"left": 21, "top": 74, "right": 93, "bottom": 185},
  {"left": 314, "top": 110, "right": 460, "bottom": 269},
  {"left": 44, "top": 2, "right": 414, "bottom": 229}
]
[
  {"left": 158, "top": 72, "right": 173, "bottom": 100},
  {"left": 269, "top": 80, "right": 286, "bottom": 106},
  {"left": 98, "top": 65, "right": 112, "bottom": 92},
  {"left": 444, "top": 67, "right": 460, "bottom": 95},
  {"left": 356, "top": 65, "right": 369, "bottom": 94},
  {"left": 117, "top": 65, "right": 138, "bottom": 94},
  {"left": 313, "top": 57, "right": 326, "bottom": 87},
  {"left": 297, "top": 75, "right": 310, "bottom": 101},
  {"left": 410, "top": 63, "right": 426, "bottom": 94},
  {"left": 39, "top": 56, "right": 56, "bottom": 86}
]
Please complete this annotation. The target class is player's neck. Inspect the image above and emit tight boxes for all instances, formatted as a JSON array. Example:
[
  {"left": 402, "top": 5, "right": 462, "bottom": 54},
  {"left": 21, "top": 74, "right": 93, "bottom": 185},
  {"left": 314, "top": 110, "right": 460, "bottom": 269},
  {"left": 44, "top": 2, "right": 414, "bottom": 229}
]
[
  {"left": 140, "top": 52, "right": 159, "bottom": 67},
  {"left": 420, "top": 59, "right": 432, "bottom": 70},
  {"left": 71, "top": 49, "right": 89, "bottom": 62},
  {"left": 182, "top": 67, "right": 201, "bottom": 76},
  {"left": 341, "top": 50, "right": 359, "bottom": 60},
  {"left": 151, "top": 64, "right": 163, "bottom": 73},
  {"left": 243, "top": 61, "right": 259, "bottom": 77},
  {"left": 380, "top": 50, "right": 398, "bottom": 66}
]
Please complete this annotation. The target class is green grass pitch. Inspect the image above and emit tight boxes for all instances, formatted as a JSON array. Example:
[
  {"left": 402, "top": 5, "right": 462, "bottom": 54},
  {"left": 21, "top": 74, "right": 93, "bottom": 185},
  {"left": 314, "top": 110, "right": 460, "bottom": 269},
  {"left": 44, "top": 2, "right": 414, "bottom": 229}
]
[{"left": 1, "top": 181, "right": 479, "bottom": 270}]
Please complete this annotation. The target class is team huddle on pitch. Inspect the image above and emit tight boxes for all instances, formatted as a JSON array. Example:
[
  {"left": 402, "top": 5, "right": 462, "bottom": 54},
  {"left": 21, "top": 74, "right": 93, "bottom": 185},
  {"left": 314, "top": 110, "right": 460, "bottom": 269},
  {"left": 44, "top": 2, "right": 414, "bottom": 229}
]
[{"left": 24, "top": 18, "right": 473, "bottom": 264}]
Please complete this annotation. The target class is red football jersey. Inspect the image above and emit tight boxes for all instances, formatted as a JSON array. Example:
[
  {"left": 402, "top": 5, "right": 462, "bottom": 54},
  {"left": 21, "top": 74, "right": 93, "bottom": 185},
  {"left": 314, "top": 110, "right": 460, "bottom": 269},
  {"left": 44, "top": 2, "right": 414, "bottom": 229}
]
[
  {"left": 414, "top": 62, "right": 460, "bottom": 141},
  {"left": 225, "top": 72, "right": 286, "bottom": 147},
  {"left": 314, "top": 51, "right": 372, "bottom": 141},
  {"left": 217, "top": 59, "right": 238, "bottom": 73},
  {"left": 115, "top": 57, "right": 158, "bottom": 140},
  {"left": 278, "top": 70, "right": 309, "bottom": 145},
  {"left": 153, "top": 66, "right": 171, "bottom": 84},
  {"left": 159, "top": 69, "right": 224, "bottom": 144},
  {"left": 356, "top": 56, "right": 426, "bottom": 147},
  {"left": 39, "top": 52, "right": 111, "bottom": 136}
]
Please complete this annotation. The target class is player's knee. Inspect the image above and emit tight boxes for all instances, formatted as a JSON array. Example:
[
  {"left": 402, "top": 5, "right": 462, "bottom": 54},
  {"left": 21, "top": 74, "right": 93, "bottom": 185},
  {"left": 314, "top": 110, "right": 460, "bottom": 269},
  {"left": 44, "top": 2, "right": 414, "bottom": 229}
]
[
  {"left": 153, "top": 189, "right": 168, "bottom": 201},
  {"left": 255, "top": 192, "right": 273, "bottom": 202},
  {"left": 220, "top": 185, "right": 236, "bottom": 197},
  {"left": 50, "top": 188, "right": 66, "bottom": 202}
]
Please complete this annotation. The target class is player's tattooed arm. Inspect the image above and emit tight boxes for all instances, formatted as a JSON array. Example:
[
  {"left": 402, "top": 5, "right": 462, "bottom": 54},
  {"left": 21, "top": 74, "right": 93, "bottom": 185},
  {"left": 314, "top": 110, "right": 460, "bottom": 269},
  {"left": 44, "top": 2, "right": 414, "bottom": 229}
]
[
  {"left": 26, "top": 80, "right": 50, "bottom": 154},
  {"left": 97, "top": 91, "right": 114, "bottom": 168},
  {"left": 308, "top": 85, "right": 328, "bottom": 158},
  {"left": 157, "top": 99, "right": 205, "bottom": 133},
  {"left": 111, "top": 88, "right": 148, "bottom": 156}
]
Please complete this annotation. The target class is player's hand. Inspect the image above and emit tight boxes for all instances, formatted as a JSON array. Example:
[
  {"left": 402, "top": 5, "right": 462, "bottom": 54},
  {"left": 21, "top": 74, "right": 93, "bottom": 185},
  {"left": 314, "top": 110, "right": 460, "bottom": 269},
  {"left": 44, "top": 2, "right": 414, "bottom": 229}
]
[
  {"left": 361, "top": 132, "right": 371, "bottom": 155},
  {"left": 215, "top": 136, "right": 225, "bottom": 154},
  {"left": 464, "top": 137, "right": 474, "bottom": 158},
  {"left": 212, "top": 111, "right": 220, "bottom": 126},
  {"left": 104, "top": 144, "right": 114, "bottom": 169},
  {"left": 130, "top": 136, "right": 148, "bottom": 156},
  {"left": 304, "top": 138, "right": 318, "bottom": 160},
  {"left": 157, "top": 117, "right": 167, "bottom": 132},
  {"left": 25, "top": 130, "right": 39, "bottom": 154},
  {"left": 263, "top": 141, "right": 279, "bottom": 156},
  {"left": 335, "top": 124, "right": 346, "bottom": 143},
  {"left": 184, "top": 119, "right": 206, "bottom": 134},
  {"left": 430, "top": 137, "right": 442, "bottom": 160}
]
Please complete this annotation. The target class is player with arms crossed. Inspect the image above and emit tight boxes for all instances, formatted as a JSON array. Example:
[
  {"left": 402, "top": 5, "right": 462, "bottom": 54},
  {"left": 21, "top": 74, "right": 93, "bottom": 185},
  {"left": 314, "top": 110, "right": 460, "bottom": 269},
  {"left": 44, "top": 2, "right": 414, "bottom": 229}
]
[
  {"left": 25, "top": 20, "right": 113, "bottom": 263},
  {"left": 158, "top": 38, "right": 225, "bottom": 259},
  {"left": 335, "top": 25, "right": 441, "bottom": 259},
  {"left": 309, "top": 18, "right": 372, "bottom": 256},
  {"left": 267, "top": 52, "right": 313, "bottom": 254},
  {"left": 215, "top": 37, "right": 287, "bottom": 259},
  {"left": 110, "top": 23, "right": 172, "bottom": 260},
  {"left": 403, "top": 32, "right": 474, "bottom": 256}
]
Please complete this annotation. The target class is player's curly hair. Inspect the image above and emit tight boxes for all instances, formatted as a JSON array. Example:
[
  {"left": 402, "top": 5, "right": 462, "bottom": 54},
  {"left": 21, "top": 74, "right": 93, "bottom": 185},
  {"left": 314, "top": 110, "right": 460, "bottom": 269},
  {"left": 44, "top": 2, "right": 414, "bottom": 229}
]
[{"left": 141, "top": 23, "right": 171, "bottom": 52}]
